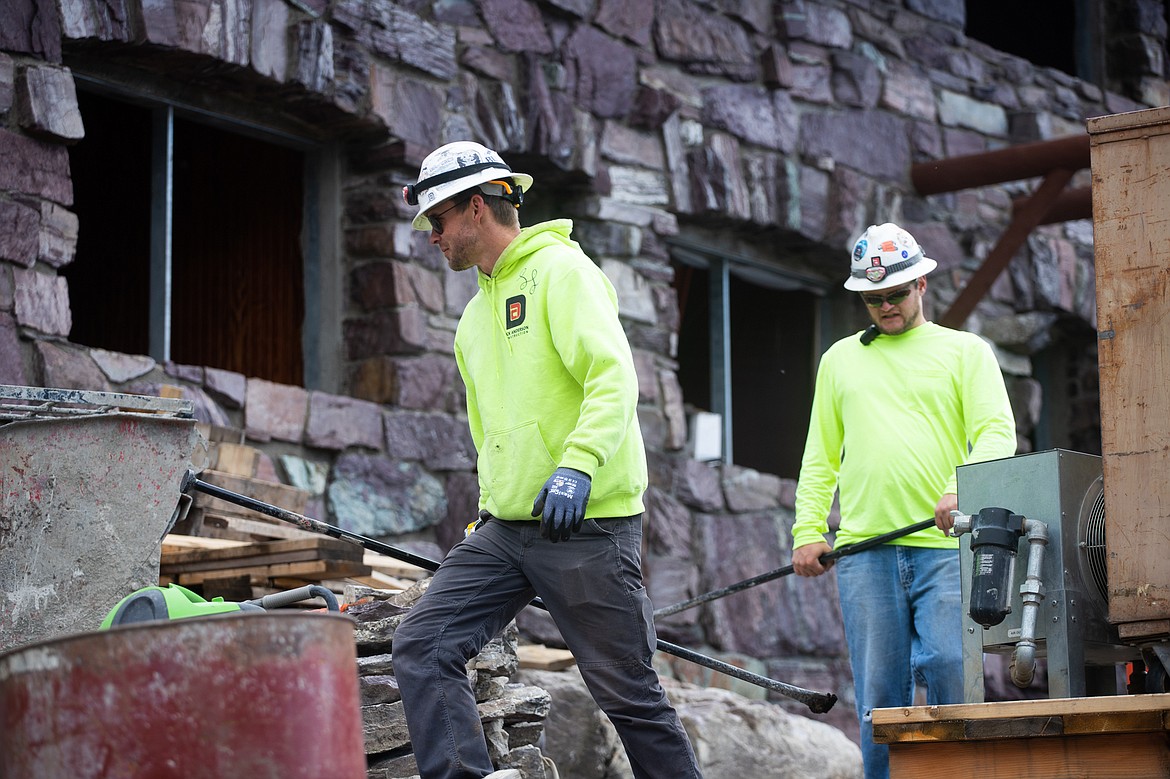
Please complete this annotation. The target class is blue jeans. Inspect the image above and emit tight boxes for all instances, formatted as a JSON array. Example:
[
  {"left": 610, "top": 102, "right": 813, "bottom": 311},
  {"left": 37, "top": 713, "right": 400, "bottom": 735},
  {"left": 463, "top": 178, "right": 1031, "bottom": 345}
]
[
  {"left": 835, "top": 545, "right": 964, "bottom": 779},
  {"left": 393, "top": 516, "right": 703, "bottom": 779}
]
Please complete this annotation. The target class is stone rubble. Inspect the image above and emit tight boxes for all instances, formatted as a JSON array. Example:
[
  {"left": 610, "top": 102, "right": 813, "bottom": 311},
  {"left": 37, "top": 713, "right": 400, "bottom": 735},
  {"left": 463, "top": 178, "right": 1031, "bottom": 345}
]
[{"left": 346, "top": 579, "right": 556, "bottom": 779}]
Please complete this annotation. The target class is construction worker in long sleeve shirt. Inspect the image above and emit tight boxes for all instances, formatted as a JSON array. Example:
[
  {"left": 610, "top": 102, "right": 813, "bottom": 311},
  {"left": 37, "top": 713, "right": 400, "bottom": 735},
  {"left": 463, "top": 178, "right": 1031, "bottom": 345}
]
[
  {"left": 391, "top": 141, "right": 704, "bottom": 779},
  {"left": 791, "top": 222, "right": 1017, "bottom": 779}
]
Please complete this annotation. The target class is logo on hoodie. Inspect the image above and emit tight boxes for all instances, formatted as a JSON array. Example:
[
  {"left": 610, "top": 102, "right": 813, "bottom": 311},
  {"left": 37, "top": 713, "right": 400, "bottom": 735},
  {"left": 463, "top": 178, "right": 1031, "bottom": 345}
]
[{"left": 505, "top": 295, "right": 526, "bottom": 329}]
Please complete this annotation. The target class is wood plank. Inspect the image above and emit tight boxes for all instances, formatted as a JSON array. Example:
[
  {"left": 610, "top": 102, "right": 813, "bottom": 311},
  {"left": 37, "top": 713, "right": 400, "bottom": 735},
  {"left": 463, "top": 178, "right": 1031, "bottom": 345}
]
[
  {"left": 196, "top": 423, "right": 246, "bottom": 445},
  {"left": 328, "top": 572, "right": 411, "bottom": 592},
  {"left": 874, "top": 694, "right": 1170, "bottom": 745},
  {"left": 176, "top": 559, "right": 371, "bottom": 585},
  {"left": 1088, "top": 108, "right": 1170, "bottom": 628},
  {"left": 177, "top": 569, "right": 269, "bottom": 586},
  {"left": 518, "top": 644, "right": 576, "bottom": 671},
  {"left": 887, "top": 731, "right": 1170, "bottom": 779},
  {"left": 192, "top": 469, "right": 309, "bottom": 516},
  {"left": 161, "top": 534, "right": 249, "bottom": 553},
  {"left": 211, "top": 442, "right": 260, "bottom": 478},
  {"left": 874, "top": 693, "right": 1170, "bottom": 726},
  {"left": 202, "top": 513, "right": 318, "bottom": 542},
  {"left": 162, "top": 548, "right": 355, "bottom": 574},
  {"left": 266, "top": 559, "right": 369, "bottom": 579},
  {"left": 161, "top": 537, "right": 363, "bottom": 568},
  {"left": 362, "top": 550, "right": 429, "bottom": 579}
]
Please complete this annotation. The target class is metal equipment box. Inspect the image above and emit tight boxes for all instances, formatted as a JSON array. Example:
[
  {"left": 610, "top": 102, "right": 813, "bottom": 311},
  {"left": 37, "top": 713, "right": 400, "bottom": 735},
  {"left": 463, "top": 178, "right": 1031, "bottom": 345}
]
[{"left": 956, "top": 449, "right": 1136, "bottom": 702}]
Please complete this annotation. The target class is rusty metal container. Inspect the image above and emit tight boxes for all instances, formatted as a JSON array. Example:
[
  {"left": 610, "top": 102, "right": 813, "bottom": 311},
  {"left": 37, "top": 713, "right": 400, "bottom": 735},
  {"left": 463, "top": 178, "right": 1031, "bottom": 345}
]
[
  {"left": 0, "top": 385, "right": 202, "bottom": 651},
  {"left": 0, "top": 612, "right": 367, "bottom": 779}
]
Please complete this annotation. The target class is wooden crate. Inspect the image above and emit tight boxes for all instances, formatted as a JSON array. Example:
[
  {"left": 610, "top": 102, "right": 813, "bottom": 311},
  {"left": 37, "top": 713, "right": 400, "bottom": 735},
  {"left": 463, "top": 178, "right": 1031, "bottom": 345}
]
[
  {"left": 1088, "top": 106, "right": 1170, "bottom": 635},
  {"left": 873, "top": 694, "right": 1170, "bottom": 778}
]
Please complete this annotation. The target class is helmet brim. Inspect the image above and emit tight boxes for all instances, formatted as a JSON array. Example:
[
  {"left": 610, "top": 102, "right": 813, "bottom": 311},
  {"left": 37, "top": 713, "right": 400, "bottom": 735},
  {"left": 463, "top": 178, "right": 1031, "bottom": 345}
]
[
  {"left": 411, "top": 171, "right": 534, "bottom": 231},
  {"left": 842, "top": 257, "right": 937, "bottom": 291}
]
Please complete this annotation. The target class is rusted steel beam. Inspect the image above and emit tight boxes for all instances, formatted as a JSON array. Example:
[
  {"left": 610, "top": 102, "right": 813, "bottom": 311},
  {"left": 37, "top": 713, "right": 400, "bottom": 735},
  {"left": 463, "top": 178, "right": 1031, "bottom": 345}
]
[
  {"left": 912, "top": 134, "right": 1090, "bottom": 195},
  {"left": 1014, "top": 185, "right": 1092, "bottom": 225},
  {"left": 940, "top": 168, "right": 1076, "bottom": 329}
]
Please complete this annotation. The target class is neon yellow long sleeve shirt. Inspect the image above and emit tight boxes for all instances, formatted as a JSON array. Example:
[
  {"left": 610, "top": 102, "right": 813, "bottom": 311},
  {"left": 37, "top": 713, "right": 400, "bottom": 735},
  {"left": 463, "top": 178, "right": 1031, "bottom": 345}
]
[
  {"left": 454, "top": 219, "right": 647, "bottom": 521},
  {"left": 792, "top": 322, "right": 1017, "bottom": 550}
]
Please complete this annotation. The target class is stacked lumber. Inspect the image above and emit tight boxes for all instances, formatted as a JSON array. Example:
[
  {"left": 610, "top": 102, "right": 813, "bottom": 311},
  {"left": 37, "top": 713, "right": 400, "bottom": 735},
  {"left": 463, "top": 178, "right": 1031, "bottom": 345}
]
[
  {"left": 159, "top": 536, "right": 371, "bottom": 588},
  {"left": 168, "top": 428, "right": 433, "bottom": 602}
]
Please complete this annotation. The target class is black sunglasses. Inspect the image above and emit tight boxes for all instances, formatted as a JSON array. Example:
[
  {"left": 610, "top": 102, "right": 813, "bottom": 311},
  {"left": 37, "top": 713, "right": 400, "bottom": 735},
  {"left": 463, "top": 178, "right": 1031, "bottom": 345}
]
[
  {"left": 427, "top": 194, "right": 473, "bottom": 235},
  {"left": 860, "top": 285, "right": 914, "bottom": 307}
]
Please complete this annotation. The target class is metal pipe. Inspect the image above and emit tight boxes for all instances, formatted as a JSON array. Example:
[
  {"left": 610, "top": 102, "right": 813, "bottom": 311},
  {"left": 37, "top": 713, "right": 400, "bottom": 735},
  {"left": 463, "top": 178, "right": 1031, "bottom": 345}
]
[
  {"left": 179, "top": 472, "right": 838, "bottom": 712},
  {"left": 1014, "top": 186, "right": 1091, "bottom": 225},
  {"left": 911, "top": 134, "right": 1090, "bottom": 195},
  {"left": 1010, "top": 518, "right": 1049, "bottom": 688}
]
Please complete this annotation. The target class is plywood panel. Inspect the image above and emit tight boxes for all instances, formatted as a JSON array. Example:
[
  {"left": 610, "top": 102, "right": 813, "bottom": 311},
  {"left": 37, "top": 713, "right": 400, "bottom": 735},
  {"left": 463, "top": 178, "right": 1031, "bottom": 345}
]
[{"left": 1088, "top": 106, "right": 1170, "bottom": 628}]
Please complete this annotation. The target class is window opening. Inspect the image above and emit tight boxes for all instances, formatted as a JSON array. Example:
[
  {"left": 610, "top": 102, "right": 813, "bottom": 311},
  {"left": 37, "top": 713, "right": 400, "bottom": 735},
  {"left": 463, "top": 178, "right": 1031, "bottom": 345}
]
[
  {"left": 65, "top": 89, "right": 306, "bottom": 386},
  {"left": 672, "top": 245, "right": 822, "bottom": 478},
  {"left": 965, "top": 0, "right": 1090, "bottom": 82}
]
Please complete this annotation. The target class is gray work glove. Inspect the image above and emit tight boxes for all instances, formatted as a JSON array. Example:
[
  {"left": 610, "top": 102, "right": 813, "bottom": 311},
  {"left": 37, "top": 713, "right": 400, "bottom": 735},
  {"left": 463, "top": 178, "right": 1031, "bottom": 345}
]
[{"left": 532, "top": 467, "right": 592, "bottom": 543}]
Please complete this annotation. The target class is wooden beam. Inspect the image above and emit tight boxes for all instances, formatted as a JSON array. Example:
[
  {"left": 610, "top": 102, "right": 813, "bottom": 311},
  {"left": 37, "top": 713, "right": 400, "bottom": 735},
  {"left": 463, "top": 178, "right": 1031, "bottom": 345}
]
[{"left": 939, "top": 167, "right": 1075, "bottom": 329}]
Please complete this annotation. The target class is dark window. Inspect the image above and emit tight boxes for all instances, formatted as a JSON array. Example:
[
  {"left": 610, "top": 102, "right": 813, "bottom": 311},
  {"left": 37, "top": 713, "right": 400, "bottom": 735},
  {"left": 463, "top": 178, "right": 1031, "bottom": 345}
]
[
  {"left": 673, "top": 256, "right": 816, "bottom": 479},
  {"left": 65, "top": 93, "right": 152, "bottom": 357},
  {"left": 65, "top": 90, "right": 305, "bottom": 386},
  {"left": 965, "top": 0, "right": 1082, "bottom": 79}
]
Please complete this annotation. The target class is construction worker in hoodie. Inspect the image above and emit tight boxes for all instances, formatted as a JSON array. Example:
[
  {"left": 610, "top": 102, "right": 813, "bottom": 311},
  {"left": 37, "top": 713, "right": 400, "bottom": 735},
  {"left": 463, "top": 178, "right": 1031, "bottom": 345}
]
[
  {"left": 391, "top": 140, "right": 705, "bottom": 779},
  {"left": 790, "top": 222, "right": 1017, "bottom": 779}
]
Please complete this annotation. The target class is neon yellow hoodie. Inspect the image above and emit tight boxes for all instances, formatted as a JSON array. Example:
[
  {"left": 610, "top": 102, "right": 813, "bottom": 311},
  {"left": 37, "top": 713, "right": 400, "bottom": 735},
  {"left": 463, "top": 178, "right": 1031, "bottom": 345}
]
[
  {"left": 454, "top": 219, "right": 647, "bottom": 521},
  {"left": 793, "top": 322, "right": 1017, "bottom": 550}
]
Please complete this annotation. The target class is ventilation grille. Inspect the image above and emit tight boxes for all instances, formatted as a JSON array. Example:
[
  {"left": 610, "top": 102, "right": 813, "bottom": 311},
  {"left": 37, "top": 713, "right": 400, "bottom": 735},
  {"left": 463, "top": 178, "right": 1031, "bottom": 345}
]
[{"left": 1080, "top": 477, "right": 1109, "bottom": 603}]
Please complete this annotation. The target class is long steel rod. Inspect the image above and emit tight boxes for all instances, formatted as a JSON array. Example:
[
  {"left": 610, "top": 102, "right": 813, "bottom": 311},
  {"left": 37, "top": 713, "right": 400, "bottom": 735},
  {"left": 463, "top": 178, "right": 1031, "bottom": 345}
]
[
  {"left": 181, "top": 472, "right": 838, "bottom": 713},
  {"left": 654, "top": 517, "right": 939, "bottom": 619},
  {"left": 910, "top": 133, "right": 1089, "bottom": 195}
]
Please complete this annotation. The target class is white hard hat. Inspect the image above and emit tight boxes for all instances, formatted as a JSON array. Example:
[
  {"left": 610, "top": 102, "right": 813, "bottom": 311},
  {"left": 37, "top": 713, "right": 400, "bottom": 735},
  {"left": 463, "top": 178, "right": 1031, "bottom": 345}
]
[
  {"left": 844, "top": 222, "right": 937, "bottom": 291},
  {"left": 403, "top": 140, "right": 534, "bottom": 231}
]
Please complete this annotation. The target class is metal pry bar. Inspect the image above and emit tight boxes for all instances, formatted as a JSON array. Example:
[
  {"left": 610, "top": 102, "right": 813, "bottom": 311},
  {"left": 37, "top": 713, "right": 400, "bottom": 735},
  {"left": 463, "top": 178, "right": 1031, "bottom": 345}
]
[{"left": 178, "top": 470, "right": 838, "bottom": 713}]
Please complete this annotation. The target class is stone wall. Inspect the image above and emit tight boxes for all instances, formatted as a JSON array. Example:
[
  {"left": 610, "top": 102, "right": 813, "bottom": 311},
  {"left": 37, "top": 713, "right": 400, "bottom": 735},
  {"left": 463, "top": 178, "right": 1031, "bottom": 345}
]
[{"left": 1, "top": 0, "right": 1167, "bottom": 743}]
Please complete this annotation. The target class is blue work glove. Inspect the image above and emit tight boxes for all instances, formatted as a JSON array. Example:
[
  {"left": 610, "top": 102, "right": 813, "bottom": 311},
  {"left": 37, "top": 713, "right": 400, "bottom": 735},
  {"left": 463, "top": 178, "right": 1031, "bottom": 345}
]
[{"left": 532, "top": 467, "right": 592, "bottom": 543}]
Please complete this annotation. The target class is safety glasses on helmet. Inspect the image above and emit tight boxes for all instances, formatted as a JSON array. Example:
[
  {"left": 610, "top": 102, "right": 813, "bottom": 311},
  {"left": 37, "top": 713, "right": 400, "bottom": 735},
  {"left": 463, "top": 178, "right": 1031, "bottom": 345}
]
[{"left": 860, "top": 284, "right": 914, "bottom": 307}]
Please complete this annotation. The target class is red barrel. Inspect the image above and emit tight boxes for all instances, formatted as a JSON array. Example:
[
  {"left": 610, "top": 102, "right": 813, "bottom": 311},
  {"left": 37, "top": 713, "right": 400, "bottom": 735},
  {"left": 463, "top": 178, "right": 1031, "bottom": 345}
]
[{"left": 0, "top": 612, "right": 367, "bottom": 779}]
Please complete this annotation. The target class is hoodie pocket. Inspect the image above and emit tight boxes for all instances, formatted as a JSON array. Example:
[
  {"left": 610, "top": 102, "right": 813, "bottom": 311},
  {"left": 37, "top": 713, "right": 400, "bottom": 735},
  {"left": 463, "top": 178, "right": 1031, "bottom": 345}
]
[{"left": 481, "top": 420, "right": 557, "bottom": 516}]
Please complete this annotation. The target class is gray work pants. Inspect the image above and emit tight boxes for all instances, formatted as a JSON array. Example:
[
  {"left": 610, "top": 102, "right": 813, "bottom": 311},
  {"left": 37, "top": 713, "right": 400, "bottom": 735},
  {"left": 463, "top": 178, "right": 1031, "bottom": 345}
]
[{"left": 393, "top": 515, "right": 704, "bottom": 779}]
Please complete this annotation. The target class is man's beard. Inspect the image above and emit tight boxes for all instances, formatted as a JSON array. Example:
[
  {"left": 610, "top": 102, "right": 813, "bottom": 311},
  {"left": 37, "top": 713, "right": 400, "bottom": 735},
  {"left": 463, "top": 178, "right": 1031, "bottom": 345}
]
[{"left": 875, "top": 298, "right": 922, "bottom": 336}]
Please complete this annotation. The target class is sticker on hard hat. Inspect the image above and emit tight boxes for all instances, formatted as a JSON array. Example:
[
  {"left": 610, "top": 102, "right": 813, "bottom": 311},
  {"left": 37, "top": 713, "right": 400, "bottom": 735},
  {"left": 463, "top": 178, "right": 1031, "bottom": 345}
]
[{"left": 853, "top": 239, "right": 868, "bottom": 261}]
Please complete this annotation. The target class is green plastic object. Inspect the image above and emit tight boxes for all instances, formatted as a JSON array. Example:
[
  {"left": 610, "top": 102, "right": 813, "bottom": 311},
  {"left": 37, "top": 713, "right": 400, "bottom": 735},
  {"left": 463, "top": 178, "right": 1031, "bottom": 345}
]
[{"left": 100, "top": 584, "right": 248, "bottom": 629}]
